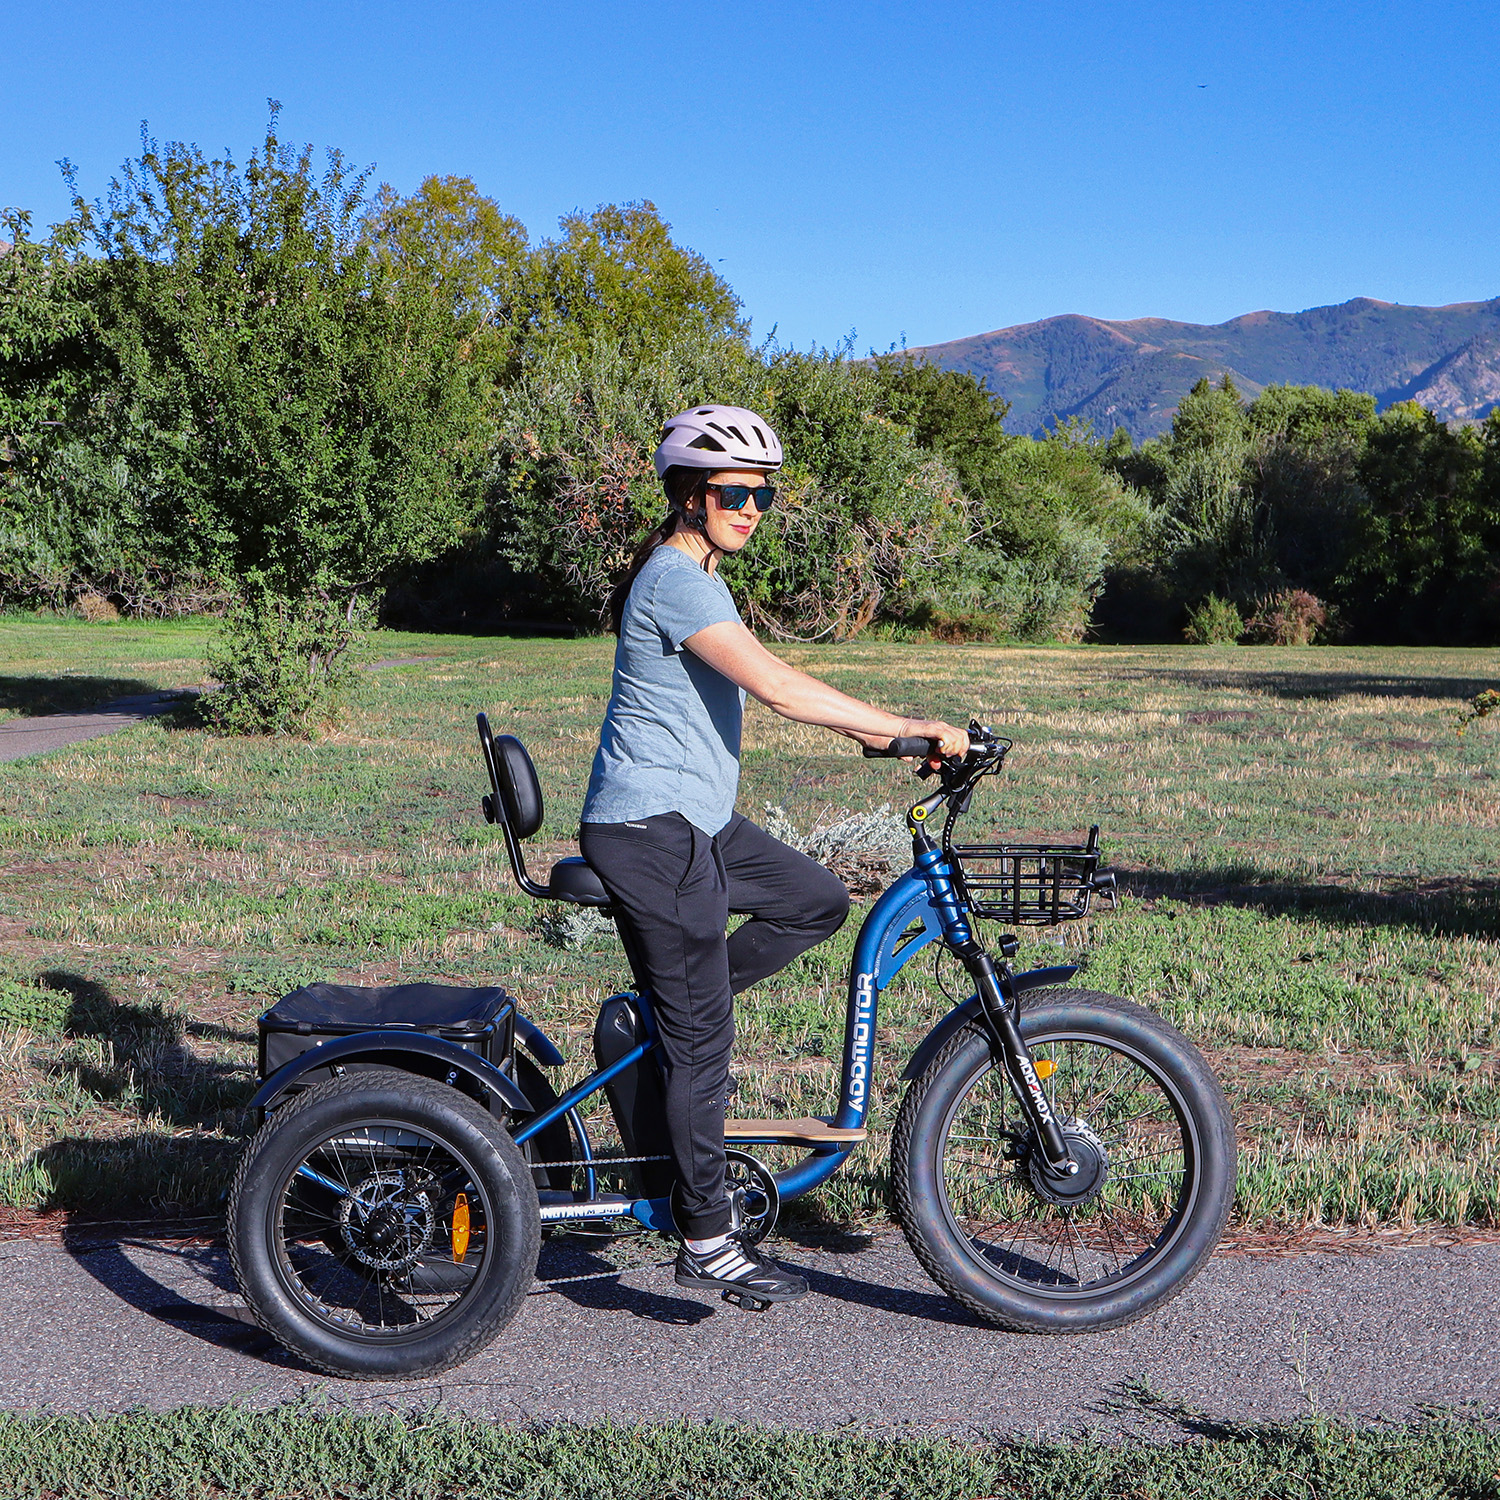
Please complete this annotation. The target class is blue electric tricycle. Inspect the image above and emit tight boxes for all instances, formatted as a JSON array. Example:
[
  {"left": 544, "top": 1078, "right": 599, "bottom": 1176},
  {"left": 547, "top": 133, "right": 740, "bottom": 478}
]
[{"left": 226, "top": 717, "right": 1236, "bottom": 1378}]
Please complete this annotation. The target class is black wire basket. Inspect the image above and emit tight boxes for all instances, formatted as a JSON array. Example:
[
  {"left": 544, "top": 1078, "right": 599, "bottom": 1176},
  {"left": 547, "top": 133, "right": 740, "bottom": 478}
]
[{"left": 949, "top": 825, "right": 1117, "bottom": 925}]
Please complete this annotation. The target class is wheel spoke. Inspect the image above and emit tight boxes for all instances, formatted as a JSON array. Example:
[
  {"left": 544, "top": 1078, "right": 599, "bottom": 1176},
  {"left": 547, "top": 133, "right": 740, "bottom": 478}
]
[
  {"left": 937, "top": 1030, "right": 1198, "bottom": 1296},
  {"left": 276, "top": 1121, "right": 490, "bottom": 1340}
]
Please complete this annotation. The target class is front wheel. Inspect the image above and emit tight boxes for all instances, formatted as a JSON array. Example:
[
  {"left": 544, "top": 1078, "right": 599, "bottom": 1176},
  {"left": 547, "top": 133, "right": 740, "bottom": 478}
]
[
  {"left": 891, "top": 988, "right": 1235, "bottom": 1333},
  {"left": 228, "top": 1068, "right": 540, "bottom": 1379}
]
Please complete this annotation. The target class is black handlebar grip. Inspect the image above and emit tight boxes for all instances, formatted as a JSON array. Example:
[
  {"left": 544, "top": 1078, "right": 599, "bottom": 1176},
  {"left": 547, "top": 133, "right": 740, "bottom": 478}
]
[{"left": 863, "top": 736, "right": 941, "bottom": 758}]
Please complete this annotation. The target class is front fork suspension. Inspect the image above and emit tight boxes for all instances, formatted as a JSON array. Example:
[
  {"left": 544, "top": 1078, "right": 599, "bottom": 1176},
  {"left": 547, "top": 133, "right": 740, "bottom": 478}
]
[{"left": 954, "top": 938, "right": 1075, "bottom": 1173}]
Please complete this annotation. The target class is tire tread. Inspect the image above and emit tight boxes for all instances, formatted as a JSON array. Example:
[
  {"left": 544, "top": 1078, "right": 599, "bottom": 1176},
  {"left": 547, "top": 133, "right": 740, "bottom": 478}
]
[
  {"left": 891, "top": 987, "right": 1235, "bottom": 1334},
  {"left": 228, "top": 1068, "right": 540, "bottom": 1379}
]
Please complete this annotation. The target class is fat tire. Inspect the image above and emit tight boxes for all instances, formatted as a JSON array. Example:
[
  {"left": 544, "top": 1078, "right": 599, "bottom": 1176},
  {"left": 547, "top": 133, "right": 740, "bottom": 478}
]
[
  {"left": 228, "top": 1068, "right": 540, "bottom": 1379},
  {"left": 891, "top": 988, "right": 1235, "bottom": 1334}
]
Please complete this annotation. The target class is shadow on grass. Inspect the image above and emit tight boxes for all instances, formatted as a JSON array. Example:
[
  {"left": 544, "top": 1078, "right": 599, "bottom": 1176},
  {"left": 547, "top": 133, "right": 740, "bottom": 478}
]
[
  {"left": 0, "top": 674, "right": 161, "bottom": 717},
  {"left": 14, "top": 973, "right": 293, "bottom": 1365},
  {"left": 1118, "top": 666, "right": 1496, "bottom": 705},
  {"left": 1119, "top": 867, "right": 1500, "bottom": 939},
  {"left": 16, "top": 972, "right": 254, "bottom": 1222}
]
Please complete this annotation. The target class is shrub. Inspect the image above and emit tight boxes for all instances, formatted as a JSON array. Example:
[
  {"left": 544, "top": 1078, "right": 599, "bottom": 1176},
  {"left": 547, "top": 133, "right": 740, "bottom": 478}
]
[
  {"left": 912, "top": 607, "right": 1011, "bottom": 643},
  {"left": 1245, "top": 588, "right": 1327, "bottom": 645},
  {"left": 1183, "top": 594, "right": 1243, "bottom": 644},
  {"left": 1456, "top": 688, "right": 1499, "bottom": 736},
  {"left": 203, "top": 588, "right": 369, "bottom": 737}
]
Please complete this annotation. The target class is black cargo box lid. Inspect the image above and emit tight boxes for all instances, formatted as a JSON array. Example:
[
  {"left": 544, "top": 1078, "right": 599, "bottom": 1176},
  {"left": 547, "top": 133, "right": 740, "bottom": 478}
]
[{"left": 260, "top": 983, "right": 513, "bottom": 1039}]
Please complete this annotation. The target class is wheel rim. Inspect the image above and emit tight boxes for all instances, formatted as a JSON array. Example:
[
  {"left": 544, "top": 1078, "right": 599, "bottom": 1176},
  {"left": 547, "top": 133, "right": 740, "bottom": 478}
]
[
  {"left": 272, "top": 1119, "right": 496, "bottom": 1342},
  {"left": 936, "top": 1030, "right": 1200, "bottom": 1298}
]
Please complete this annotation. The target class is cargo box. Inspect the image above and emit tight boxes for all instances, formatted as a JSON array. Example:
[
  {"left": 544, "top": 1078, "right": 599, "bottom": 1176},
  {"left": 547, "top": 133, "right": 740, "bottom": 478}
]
[{"left": 257, "top": 982, "right": 516, "bottom": 1079}]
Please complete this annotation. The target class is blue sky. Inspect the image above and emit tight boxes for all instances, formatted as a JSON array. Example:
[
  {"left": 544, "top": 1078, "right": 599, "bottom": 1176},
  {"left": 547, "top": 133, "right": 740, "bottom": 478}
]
[{"left": 5, "top": 1, "right": 1498, "bottom": 350}]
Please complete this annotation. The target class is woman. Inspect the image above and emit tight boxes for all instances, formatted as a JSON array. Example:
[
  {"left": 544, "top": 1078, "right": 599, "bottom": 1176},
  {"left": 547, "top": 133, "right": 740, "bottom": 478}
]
[{"left": 580, "top": 404, "right": 969, "bottom": 1305}]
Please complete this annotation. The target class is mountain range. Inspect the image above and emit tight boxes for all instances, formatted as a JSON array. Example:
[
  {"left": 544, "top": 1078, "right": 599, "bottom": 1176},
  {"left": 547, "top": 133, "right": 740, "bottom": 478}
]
[{"left": 904, "top": 296, "right": 1500, "bottom": 442}]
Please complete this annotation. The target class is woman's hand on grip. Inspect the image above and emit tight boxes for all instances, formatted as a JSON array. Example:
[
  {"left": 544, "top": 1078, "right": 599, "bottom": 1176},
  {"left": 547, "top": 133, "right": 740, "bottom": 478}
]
[{"left": 904, "top": 719, "right": 970, "bottom": 763}]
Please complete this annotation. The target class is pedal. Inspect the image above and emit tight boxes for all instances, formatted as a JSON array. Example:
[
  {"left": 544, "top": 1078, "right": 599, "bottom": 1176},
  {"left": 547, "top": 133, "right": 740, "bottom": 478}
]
[{"left": 720, "top": 1288, "right": 772, "bottom": 1312}]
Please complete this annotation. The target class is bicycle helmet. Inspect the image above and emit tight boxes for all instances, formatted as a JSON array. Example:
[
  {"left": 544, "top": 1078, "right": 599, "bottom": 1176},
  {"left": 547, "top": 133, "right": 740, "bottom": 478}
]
[{"left": 653, "top": 405, "right": 783, "bottom": 478}]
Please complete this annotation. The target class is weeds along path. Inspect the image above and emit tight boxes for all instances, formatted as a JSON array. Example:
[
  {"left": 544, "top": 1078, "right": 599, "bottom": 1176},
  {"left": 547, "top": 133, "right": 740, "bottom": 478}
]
[
  {"left": 0, "top": 1227, "right": 1495, "bottom": 1431},
  {"left": 0, "top": 624, "right": 1497, "bottom": 1236}
]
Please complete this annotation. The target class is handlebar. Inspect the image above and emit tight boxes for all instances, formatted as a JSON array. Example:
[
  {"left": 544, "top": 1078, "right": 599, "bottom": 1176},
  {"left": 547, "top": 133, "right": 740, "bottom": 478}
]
[
  {"left": 862, "top": 736, "right": 941, "bottom": 760},
  {"left": 865, "top": 719, "right": 1014, "bottom": 807}
]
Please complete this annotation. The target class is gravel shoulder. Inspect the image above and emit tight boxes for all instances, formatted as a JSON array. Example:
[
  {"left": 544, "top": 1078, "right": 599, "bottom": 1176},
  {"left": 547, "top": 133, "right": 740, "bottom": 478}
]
[{"left": 2, "top": 1229, "right": 1495, "bottom": 1432}]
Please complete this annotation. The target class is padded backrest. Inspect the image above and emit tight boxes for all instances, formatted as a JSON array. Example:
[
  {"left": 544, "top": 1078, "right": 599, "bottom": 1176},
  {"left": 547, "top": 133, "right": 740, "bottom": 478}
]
[{"left": 494, "top": 733, "right": 544, "bottom": 839}]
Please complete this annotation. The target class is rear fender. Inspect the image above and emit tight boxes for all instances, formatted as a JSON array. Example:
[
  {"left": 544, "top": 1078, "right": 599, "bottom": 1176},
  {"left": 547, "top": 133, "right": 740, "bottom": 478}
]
[
  {"left": 899, "top": 965, "right": 1080, "bottom": 1081},
  {"left": 250, "top": 1031, "right": 535, "bottom": 1124},
  {"left": 515, "top": 1013, "right": 565, "bottom": 1066}
]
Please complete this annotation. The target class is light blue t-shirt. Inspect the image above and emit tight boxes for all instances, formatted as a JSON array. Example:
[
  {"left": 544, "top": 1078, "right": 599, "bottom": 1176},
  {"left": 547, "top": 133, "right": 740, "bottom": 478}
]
[{"left": 581, "top": 545, "right": 745, "bottom": 835}]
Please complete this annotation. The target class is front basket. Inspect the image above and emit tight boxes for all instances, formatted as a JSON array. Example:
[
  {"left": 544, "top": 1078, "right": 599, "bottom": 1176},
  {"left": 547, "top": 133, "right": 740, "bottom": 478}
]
[{"left": 950, "top": 825, "right": 1116, "bottom": 925}]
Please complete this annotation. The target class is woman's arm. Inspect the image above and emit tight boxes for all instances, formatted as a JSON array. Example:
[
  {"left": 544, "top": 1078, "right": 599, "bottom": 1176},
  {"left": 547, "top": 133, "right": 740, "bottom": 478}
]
[{"left": 683, "top": 619, "right": 969, "bottom": 758}]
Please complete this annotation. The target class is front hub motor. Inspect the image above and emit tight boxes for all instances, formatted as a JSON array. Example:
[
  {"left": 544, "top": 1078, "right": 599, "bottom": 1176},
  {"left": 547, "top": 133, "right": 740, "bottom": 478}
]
[{"left": 1025, "top": 1121, "right": 1108, "bottom": 1208}]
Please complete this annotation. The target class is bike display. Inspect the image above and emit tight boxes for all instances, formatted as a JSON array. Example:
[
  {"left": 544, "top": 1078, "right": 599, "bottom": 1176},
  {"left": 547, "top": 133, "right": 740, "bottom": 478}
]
[{"left": 227, "top": 716, "right": 1236, "bottom": 1377}]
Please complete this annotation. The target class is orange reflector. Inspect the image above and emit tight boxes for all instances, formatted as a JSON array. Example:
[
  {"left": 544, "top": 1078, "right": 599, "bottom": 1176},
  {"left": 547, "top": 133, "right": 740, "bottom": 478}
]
[
  {"left": 452, "top": 1193, "right": 470, "bottom": 1263},
  {"left": 1034, "top": 1058, "right": 1057, "bottom": 1079}
]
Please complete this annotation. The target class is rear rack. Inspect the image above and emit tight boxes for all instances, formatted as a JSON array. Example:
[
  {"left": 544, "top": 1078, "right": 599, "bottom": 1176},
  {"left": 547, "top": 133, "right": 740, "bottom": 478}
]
[{"left": 949, "top": 825, "right": 1118, "bottom": 925}]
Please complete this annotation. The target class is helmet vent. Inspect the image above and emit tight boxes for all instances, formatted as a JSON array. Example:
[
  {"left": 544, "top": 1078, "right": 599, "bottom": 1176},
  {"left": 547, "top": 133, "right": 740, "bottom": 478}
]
[
  {"left": 751, "top": 425, "right": 766, "bottom": 446},
  {"left": 687, "top": 433, "right": 725, "bottom": 452}
]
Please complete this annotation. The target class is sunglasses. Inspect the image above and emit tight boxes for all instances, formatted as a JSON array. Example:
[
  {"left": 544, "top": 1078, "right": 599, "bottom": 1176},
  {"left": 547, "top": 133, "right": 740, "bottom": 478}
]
[{"left": 706, "top": 481, "right": 777, "bottom": 513}]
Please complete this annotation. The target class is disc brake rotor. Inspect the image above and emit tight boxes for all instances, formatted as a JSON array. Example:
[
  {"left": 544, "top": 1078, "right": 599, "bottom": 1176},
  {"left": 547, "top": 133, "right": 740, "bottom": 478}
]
[{"left": 338, "top": 1169, "right": 438, "bottom": 1273}]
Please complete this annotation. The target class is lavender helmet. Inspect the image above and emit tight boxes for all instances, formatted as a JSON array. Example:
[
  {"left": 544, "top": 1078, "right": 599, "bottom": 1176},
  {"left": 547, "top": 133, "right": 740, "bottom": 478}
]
[{"left": 652, "top": 404, "right": 783, "bottom": 478}]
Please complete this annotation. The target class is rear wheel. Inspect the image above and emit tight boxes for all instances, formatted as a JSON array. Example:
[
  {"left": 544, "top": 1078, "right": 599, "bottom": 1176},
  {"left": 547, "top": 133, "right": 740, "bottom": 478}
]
[
  {"left": 892, "top": 989, "right": 1235, "bottom": 1333},
  {"left": 228, "top": 1068, "right": 539, "bottom": 1378}
]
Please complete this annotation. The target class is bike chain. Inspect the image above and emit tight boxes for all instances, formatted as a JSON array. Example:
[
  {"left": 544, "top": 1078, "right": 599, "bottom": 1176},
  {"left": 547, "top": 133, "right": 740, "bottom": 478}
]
[
  {"left": 529, "top": 1151, "right": 676, "bottom": 1278},
  {"left": 529, "top": 1154, "right": 671, "bottom": 1169},
  {"left": 535, "top": 1261, "right": 672, "bottom": 1288}
]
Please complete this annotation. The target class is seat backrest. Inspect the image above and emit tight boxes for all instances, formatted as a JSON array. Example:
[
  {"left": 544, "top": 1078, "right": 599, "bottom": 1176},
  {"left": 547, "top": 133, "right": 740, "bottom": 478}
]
[{"left": 491, "top": 732, "right": 544, "bottom": 839}]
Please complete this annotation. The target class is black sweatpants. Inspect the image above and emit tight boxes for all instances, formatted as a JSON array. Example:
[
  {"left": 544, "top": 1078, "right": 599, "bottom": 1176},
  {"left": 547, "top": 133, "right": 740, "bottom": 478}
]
[{"left": 579, "top": 811, "right": 850, "bottom": 1237}]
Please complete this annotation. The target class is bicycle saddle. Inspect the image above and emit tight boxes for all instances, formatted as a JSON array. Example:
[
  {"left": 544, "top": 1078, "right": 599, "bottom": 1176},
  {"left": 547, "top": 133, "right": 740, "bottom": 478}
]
[
  {"left": 547, "top": 856, "right": 610, "bottom": 907},
  {"left": 477, "top": 714, "right": 612, "bottom": 909}
]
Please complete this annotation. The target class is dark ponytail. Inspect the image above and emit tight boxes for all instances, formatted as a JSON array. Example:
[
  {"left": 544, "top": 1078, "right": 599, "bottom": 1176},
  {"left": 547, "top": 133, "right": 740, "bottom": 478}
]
[{"left": 606, "top": 468, "right": 707, "bottom": 635}]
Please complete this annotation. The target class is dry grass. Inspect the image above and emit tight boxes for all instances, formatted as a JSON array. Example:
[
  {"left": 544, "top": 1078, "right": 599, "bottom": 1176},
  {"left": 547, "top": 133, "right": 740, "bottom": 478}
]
[{"left": 0, "top": 620, "right": 1495, "bottom": 1230}]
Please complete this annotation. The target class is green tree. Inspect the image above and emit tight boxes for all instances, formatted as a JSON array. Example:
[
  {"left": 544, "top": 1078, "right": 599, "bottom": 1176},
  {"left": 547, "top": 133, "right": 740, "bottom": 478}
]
[
  {"left": 530, "top": 201, "right": 747, "bottom": 357},
  {"left": 0, "top": 211, "right": 214, "bottom": 613},
  {"left": 64, "top": 110, "right": 493, "bottom": 729},
  {"left": 1343, "top": 401, "right": 1487, "bottom": 641},
  {"left": 362, "top": 174, "right": 532, "bottom": 371},
  {"left": 1141, "top": 376, "right": 1269, "bottom": 606},
  {"left": 866, "top": 354, "right": 1015, "bottom": 490}
]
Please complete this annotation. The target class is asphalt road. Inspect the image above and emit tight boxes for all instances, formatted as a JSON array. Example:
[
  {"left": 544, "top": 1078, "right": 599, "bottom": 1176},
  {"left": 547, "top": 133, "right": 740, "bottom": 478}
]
[
  {"left": 0, "top": 692, "right": 188, "bottom": 763},
  {"left": 2, "top": 1229, "right": 1494, "bottom": 1432},
  {"left": 0, "top": 662, "right": 424, "bottom": 764}
]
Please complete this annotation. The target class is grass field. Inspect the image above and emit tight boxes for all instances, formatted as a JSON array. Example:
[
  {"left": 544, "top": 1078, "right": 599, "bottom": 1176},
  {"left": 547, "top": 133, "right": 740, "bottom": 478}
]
[
  {"left": 0, "top": 615, "right": 1496, "bottom": 1232},
  {"left": 1, "top": 1401, "right": 1498, "bottom": 1500}
]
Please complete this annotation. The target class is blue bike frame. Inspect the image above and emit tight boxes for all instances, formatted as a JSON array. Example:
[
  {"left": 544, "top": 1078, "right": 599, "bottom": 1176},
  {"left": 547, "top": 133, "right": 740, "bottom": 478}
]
[{"left": 509, "top": 858, "right": 1076, "bottom": 1233}]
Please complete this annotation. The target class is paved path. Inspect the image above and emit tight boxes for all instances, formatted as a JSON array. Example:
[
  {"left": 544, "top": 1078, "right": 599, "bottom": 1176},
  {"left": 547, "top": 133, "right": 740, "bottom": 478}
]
[
  {"left": 0, "top": 659, "right": 435, "bottom": 765},
  {"left": 1, "top": 1231, "right": 1494, "bottom": 1431},
  {"left": 0, "top": 692, "right": 190, "bottom": 763}
]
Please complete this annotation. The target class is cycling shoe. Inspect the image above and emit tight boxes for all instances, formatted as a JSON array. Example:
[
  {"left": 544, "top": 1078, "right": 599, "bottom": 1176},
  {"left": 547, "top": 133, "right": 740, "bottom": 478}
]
[{"left": 674, "top": 1235, "right": 808, "bottom": 1308}]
